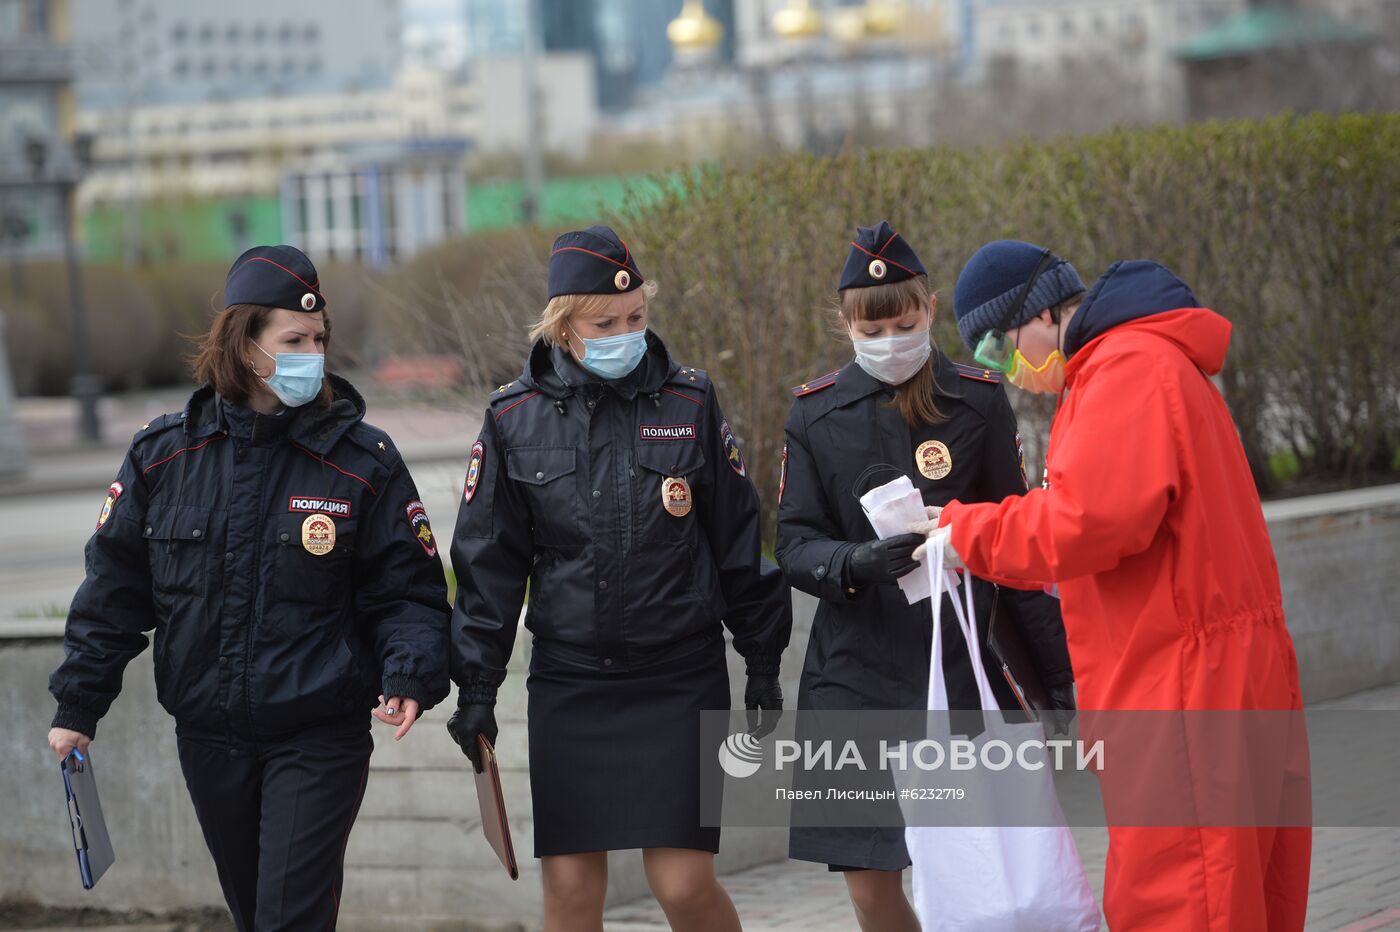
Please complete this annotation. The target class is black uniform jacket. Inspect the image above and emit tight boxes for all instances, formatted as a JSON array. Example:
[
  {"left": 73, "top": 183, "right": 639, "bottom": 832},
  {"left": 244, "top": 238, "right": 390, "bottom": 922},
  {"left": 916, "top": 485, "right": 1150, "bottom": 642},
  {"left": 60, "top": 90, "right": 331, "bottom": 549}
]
[
  {"left": 49, "top": 376, "right": 451, "bottom": 740},
  {"left": 776, "top": 352, "right": 1073, "bottom": 712},
  {"left": 450, "top": 333, "right": 792, "bottom": 704}
]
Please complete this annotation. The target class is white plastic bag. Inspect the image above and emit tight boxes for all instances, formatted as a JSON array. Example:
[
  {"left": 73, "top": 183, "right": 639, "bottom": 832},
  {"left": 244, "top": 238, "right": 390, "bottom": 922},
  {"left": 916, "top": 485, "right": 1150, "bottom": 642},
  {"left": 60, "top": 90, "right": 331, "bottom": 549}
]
[{"left": 901, "top": 540, "right": 1101, "bottom": 932}]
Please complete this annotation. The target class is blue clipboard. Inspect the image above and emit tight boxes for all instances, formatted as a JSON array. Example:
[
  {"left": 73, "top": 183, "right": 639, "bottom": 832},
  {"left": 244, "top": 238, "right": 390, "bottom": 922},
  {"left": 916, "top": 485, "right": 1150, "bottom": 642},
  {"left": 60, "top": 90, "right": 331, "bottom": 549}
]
[{"left": 60, "top": 749, "right": 115, "bottom": 889}]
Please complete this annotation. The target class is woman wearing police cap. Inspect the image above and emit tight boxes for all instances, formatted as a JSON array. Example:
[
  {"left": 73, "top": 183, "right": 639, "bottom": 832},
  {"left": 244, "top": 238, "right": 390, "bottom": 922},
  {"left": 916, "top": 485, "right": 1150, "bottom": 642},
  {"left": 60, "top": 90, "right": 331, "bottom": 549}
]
[
  {"left": 447, "top": 225, "right": 791, "bottom": 931},
  {"left": 776, "top": 223, "right": 1076, "bottom": 931},
  {"left": 46, "top": 245, "right": 451, "bottom": 931}
]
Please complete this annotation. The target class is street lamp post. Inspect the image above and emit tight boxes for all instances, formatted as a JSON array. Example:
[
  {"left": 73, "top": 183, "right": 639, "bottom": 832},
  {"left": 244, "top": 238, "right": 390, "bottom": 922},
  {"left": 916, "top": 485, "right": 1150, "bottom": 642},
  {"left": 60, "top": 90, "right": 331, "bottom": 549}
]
[
  {"left": 0, "top": 208, "right": 31, "bottom": 297},
  {"left": 27, "top": 134, "right": 100, "bottom": 444}
]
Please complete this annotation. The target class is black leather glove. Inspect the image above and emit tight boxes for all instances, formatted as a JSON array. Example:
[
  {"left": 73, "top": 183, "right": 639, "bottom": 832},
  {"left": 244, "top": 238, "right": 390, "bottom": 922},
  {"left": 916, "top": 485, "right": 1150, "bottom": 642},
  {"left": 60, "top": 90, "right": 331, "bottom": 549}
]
[
  {"left": 847, "top": 533, "right": 925, "bottom": 587},
  {"left": 744, "top": 674, "right": 783, "bottom": 739},
  {"left": 446, "top": 702, "right": 499, "bottom": 773},
  {"left": 1044, "top": 684, "right": 1077, "bottom": 737}
]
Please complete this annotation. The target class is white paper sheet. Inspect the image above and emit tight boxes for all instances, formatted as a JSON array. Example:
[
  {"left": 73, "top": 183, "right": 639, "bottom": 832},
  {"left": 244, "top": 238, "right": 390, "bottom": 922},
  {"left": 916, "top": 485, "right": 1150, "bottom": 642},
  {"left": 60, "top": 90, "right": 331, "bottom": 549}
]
[{"left": 857, "top": 474, "right": 931, "bottom": 604}]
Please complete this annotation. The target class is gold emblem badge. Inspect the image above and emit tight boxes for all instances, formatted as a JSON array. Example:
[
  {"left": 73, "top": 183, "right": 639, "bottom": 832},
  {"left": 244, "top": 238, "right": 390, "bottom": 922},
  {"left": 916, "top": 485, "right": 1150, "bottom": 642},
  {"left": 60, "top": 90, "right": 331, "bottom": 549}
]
[
  {"left": 915, "top": 440, "right": 953, "bottom": 481},
  {"left": 662, "top": 476, "right": 693, "bottom": 518},
  {"left": 868, "top": 258, "right": 887, "bottom": 280},
  {"left": 301, "top": 513, "right": 336, "bottom": 555},
  {"left": 614, "top": 269, "right": 631, "bottom": 290}
]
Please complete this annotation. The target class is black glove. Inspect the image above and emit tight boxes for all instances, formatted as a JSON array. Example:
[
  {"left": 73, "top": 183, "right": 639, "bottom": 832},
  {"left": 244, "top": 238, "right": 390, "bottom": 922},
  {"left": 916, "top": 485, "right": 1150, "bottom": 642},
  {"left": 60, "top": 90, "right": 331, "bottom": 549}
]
[
  {"left": 446, "top": 702, "right": 499, "bottom": 773},
  {"left": 1044, "top": 684, "right": 1077, "bottom": 737},
  {"left": 847, "top": 533, "right": 925, "bottom": 587},
  {"left": 744, "top": 674, "right": 783, "bottom": 739}
]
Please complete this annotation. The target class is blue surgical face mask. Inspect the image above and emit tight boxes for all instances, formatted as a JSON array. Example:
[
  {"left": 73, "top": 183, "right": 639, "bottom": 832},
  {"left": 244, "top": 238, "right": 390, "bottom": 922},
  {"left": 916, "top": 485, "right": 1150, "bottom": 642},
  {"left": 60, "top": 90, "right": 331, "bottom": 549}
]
[
  {"left": 568, "top": 323, "right": 648, "bottom": 380},
  {"left": 254, "top": 342, "right": 325, "bottom": 407}
]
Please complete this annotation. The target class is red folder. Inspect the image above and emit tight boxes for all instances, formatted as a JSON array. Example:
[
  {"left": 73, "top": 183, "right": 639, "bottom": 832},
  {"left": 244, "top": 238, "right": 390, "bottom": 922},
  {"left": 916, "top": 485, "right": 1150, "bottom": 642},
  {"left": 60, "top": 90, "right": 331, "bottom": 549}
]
[{"left": 474, "top": 735, "right": 519, "bottom": 880}]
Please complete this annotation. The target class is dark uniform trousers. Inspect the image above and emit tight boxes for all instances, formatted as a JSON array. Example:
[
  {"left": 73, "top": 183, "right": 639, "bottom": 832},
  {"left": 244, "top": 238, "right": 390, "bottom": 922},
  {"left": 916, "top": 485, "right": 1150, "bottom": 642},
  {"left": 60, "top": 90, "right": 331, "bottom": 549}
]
[{"left": 176, "top": 728, "right": 372, "bottom": 932}]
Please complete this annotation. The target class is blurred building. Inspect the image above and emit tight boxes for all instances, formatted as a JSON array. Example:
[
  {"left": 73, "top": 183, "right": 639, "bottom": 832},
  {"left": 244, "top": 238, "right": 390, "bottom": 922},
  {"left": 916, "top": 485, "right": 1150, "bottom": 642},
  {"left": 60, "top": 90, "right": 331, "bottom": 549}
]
[
  {"left": 77, "top": 56, "right": 596, "bottom": 264},
  {"left": 961, "top": 0, "right": 1246, "bottom": 119},
  {"left": 0, "top": 0, "right": 77, "bottom": 261},
  {"left": 464, "top": 0, "right": 735, "bottom": 111},
  {"left": 280, "top": 140, "right": 469, "bottom": 266},
  {"left": 1177, "top": 4, "right": 1385, "bottom": 118},
  {"left": 72, "top": 0, "right": 403, "bottom": 111}
]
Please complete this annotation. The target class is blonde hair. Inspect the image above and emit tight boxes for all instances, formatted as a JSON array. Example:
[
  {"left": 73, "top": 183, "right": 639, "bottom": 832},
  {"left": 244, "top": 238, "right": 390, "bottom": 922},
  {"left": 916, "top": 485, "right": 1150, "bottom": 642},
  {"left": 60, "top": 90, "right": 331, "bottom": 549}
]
[
  {"left": 837, "top": 275, "right": 947, "bottom": 428},
  {"left": 529, "top": 280, "right": 659, "bottom": 346}
]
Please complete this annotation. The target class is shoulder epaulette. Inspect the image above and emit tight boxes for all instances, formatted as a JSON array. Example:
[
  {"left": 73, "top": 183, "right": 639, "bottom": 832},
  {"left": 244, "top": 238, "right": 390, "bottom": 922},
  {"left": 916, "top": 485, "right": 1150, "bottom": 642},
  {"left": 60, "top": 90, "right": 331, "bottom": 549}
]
[
  {"left": 132, "top": 412, "right": 183, "bottom": 445},
  {"left": 791, "top": 370, "right": 840, "bottom": 397},
  {"left": 954, "top": 362, "right": 1002, "bottom": 384},
  {"left": 490, "top": 379, "right": 545, "bottom": 421},
  {"left": 345, "top": 422, "right": 398, "bottom": 466},
  {"left": 668, "top": 366, "right": 711, "bottom": 392}
]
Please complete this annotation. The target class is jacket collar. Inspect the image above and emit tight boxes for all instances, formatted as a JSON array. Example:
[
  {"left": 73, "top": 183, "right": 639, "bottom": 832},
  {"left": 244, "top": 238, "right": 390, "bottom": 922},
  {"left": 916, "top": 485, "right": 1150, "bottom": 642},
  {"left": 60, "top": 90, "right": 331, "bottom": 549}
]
[{"left": 182, "top": 373, "right": 366, "bottom": 455}]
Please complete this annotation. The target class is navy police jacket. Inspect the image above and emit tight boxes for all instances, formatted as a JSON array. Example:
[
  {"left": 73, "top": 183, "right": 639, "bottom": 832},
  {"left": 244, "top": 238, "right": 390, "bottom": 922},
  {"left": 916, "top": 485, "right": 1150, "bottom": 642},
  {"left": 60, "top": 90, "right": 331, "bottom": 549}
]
[
  {"left": 450, "top": 333, "right": 792, "bottom": 703},
  {"left": 776, "top": 352, "right": 1073, "bottom": 713},
  {"left": 49, "top": 376, "right": 451, "bottom": 740}
]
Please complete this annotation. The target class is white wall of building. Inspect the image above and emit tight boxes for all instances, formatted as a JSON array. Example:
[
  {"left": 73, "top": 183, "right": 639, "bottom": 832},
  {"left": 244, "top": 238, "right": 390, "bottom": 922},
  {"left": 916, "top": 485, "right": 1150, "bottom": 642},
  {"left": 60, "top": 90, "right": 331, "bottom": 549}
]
[
  {"left": 72, "top": 0, "right": 403, "bottom": 110},
  {"left": 76, "top": 56, "right": 597, "bottom": 204}
]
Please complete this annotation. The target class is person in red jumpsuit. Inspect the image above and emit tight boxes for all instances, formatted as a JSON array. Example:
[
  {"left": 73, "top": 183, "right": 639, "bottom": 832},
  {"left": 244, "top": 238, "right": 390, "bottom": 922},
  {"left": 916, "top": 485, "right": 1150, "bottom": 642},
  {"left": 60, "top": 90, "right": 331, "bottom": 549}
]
[{"left": 920, "top": 242, "right": 1312, "bottom": 931}]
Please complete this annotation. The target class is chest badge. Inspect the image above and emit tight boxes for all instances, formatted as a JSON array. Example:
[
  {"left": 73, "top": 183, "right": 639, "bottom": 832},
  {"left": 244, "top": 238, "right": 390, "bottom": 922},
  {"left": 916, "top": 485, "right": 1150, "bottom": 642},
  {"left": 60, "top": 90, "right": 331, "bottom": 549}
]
[
  {"left": 301, "top": 513, "right": 336, "bottom": 556},
  {"left": 915, "top": 440, "right": 953, "bottom": 481},
  {"left": 662, "top": 476, "right": 693, "bottom": 518}
]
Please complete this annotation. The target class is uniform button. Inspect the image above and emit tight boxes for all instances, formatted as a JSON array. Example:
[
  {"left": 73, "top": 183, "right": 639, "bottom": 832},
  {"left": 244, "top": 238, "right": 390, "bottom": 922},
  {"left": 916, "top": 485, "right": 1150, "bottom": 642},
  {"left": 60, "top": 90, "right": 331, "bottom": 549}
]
[
  {"left": 592, "top": 490, "right": 601, "bottom": 499},
  {"left": 587, "top": 400, "right": 596, "bottom": 409},
  {"left": 815, "top": 564, "right": 827, "bottom": 579},
  {"left": 536, "top": 471, "right": 545, "bottom": 480},
  {"left": 225, "top": 551, "right": 234, "bottom": 561},
  {"left": 145, "top": 526, "right": 153, "bottom": 536},
  {"left": 671, "top": 464, "right": 678, "bottom": 472},
  {"left": 236, "top": 446, "right": 247, "bottom": 460},
  {"left": 228, "top": 748, "right": 240, "bottom": 759},
  {"left": 602, "top": 658, "right": 613, "bottom": 667},
  {"left": 192, "top": 529, "right": 202, "bottom": 539},
  {"left": 218, "top": 655, "right": 227, "bottom": 664},
  {"left": 598, "top": 580, "right": 608, "bottom": 590},
  {"left": 279, "top": 532, "right": 290, "bottom": 542}
]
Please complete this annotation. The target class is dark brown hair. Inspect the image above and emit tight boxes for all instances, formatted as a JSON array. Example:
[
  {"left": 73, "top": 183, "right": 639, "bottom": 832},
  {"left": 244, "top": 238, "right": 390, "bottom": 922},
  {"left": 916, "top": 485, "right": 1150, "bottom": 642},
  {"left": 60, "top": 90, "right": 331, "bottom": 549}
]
[
  {"left": 838, "top": 275, "right": 946, "bottom": 428},
  {"left": 190, "top": 303, "right": 333, "bottom": 407}
]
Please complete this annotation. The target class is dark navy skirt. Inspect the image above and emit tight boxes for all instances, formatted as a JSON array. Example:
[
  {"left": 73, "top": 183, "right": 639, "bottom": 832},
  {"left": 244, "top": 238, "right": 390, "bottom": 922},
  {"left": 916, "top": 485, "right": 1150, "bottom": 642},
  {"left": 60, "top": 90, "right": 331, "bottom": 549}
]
[{"left": 527, "top": 639, "right": 729, "bottom": 857}]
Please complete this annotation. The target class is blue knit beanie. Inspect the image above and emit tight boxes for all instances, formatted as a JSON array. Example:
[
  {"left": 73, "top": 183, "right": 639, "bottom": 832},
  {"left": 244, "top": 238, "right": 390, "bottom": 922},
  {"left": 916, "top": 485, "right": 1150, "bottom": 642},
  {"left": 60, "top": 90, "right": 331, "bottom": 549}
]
[{"left": 953, "top": 240, "right": 1086, "bottom": 350}]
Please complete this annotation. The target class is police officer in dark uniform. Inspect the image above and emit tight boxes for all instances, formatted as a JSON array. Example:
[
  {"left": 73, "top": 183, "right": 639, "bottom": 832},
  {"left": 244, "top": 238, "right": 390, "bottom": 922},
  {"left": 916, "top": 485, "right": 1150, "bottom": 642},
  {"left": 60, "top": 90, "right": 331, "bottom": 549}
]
[
  {"left": 446, "top": 226, "right": 790, "bottom": 931},
  {"left": 47, "top": 246, "right": 451, "bottom": 932},
  {"left": 776, "top": 223, "right": 1075, "bottom": 932}
]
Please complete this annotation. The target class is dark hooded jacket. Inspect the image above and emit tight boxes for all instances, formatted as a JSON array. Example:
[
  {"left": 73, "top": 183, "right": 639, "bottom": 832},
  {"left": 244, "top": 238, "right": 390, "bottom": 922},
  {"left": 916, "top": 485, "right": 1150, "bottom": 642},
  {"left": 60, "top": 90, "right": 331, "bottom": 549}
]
[
  {"left": 50, "top": 376, "right": 451, "bottom": 741},
  {"left": 449, "top": 332, "right": 792, "bottom": 703}
]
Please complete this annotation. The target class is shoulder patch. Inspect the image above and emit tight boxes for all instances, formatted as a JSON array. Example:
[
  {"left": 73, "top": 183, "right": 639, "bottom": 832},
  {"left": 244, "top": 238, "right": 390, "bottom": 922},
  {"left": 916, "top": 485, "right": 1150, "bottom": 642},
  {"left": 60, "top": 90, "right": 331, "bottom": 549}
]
[
  {"left": 954, "top": 362, "right": 1002, "bottom": 384},
  {"left": 791, "top": 370, "right": 840, "bottom": 397}
]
